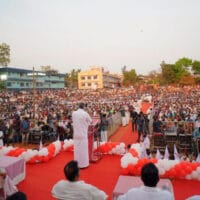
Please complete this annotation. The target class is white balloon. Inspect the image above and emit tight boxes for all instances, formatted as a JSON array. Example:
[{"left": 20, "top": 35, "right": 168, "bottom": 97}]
[
  {"left": 196, "top": 167, "right": 200, "bottom": 174},
  {"left": 191, "top": 171, "right": 198, "bottom": 179},
  {"left": 186, "top": 175, "right": 192, "bottom": 180},
  {"left": 120, "top": 143, "right": 125, "bottom": 148}
]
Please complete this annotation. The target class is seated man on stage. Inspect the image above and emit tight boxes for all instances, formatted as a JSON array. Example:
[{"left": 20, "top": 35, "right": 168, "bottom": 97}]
[
  {"left": 117, "top": 163, "right": 174, "bottom": 200},
  {"left": 51, "top": 160, "right": 107, "bottom": 200},
  {"left": 0, "top": 168, "right": 18, "bottom": 199}
]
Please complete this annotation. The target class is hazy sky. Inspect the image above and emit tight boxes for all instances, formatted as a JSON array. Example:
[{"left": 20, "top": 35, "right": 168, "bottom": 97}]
[{"left": 0, "top": 0, "right": 200, "bottom": 75}]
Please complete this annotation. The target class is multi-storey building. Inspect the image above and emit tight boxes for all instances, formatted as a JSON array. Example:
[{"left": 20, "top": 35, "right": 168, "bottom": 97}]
[
  {"left": 78, "top": 67, "right": 121, "bottom": 89},
  {"left": 0, "top": 67, "right": 65, "bottom": 90}
]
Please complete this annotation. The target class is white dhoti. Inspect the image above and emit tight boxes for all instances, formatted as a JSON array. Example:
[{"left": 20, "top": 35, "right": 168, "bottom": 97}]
[
  {"left": 101, "top": 130, "right": 108, "bottom": 142},
  {"left": 122, "top": 117, "right": 126, "bottom": 126},
  {"left": 74, "top": 138, "right": 89, "bottom": 168},
  {"left": 72, "top": 108, "right": 92, "bottom": 169},
  {"left": 125, "top": 112, "right": 130, "bottom": 125}
]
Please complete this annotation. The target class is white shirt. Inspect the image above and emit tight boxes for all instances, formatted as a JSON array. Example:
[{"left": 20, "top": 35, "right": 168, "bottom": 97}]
[
  {"left": 0, "top": 131, "right": 3, "bottom": 147},
  {"left": 117, "top": 186, "right": 174, "bottom": 200},
  {"left": 186, "top": 195, "right": 200, "bottom": 200},
  {"left": 195, "top": 120, "right": 200, "bottom": 128},
  {"left": 52, "top": 180, "right": 107, "bottom": 200},
  {"left": 72, "top": 108, "right": 92, "bottom": 140}
]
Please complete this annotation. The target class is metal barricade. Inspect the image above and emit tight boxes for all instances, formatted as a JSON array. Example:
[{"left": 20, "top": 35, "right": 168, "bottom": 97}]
[
  {"left": 178, "top": 134, "right": 192, "bottom": 153},
  {"left": 151, "top": 133, "right": 166, "bottom": 151},
  {"left": 107, "top": 112, "right": 121, "bottom": 139}
]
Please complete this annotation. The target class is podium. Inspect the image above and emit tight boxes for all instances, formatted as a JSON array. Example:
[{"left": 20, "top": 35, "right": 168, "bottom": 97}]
[{"left": 88, "top": 118, "right": 102, "bottom": 162}]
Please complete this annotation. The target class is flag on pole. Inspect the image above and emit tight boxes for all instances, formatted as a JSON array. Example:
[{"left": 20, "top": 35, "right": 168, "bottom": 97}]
[
  {"left": 156, "top": 149, "right": 161, "bottom": 160},
  {"left": 39, "top": 139, "right": 43, "bottom": 150},
  {"left": 140, "top": 143, "right": 147, "bottom": 158},
  {"left": 164, "top": 146, "right": 169, "bottom": 160},
  {"left": 174, "top": 144, "right": 180, "bottom": 160},
  {"left": 196, "top": 153, "right": 200, "bottom": 162},
  {"left": 143, "top": 135, "right": 150, "bottom": 149}
]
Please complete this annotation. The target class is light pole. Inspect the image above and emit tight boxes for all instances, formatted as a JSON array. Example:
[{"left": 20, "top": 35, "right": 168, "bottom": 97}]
[
  {"left": 0, "top": 74, "right": 7, "bottom": 91},
  {"left": 27, "top": 67, "right": 36, "bottom": 126},
  {"left": 27, "top": 67, "right": 45, "bottom": 126}
]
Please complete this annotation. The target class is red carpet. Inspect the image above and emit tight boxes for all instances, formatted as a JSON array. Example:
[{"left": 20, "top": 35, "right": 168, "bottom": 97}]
[
  {"left": 18, "top": 102, "right": 200, "bottom": 200},
  {"left": 18, "top": 151, "right": 122, "bottom": 200},
  {"left": 110, "top": 122, "right": 138, "bottom": 146}
]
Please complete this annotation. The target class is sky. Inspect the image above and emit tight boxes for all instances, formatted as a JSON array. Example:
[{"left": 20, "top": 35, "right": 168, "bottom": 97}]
[{"left": 0, "top": 0, "right": 200, "bottom": 75}]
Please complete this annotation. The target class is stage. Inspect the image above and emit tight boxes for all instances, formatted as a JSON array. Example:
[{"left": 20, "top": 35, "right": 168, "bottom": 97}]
[{"left": 18, "top": 123, "right": 200, "bottom": 200}]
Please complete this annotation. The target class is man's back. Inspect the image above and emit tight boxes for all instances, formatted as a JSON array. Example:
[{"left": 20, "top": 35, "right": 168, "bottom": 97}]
[
  {"left": 118, "top": 163, "right": 174, "bottom": 200},
  {"left": 118, "top": 186, "right": 173, "bottom": 200},
  {"left": 52, "top": 180, "right": 107, "bottom": 200},
  {"left": 72, "top": 108, "right": 92, "bottom": 139}
]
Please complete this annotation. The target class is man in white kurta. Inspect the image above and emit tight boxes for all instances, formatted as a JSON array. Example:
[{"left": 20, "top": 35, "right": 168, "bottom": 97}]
[
  {"left": 52, "top": 160, "right": 107, "bottom": 200},
  {"left": 52, "top": 179, "right": 107, "bottom": 200},
  {"left": 72, "top": 103, "right": 92, "bottom": 168},
  {"left": 117, "top": 163, "right": 174, "bottom": 200},
  {"left": 117, "top": 186, "right": 173, "bottom": 200}
]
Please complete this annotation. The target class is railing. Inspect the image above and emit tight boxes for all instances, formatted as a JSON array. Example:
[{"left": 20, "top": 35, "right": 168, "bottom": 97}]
[
  {"left": 161, "top": 121, "right": 195, "bottom": 135},
  {"left": 107, "top": 112, "right": 122, "bottom": 138}
]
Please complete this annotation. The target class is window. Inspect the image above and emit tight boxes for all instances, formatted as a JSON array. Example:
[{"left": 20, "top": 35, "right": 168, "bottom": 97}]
[
  {"left": 93, "top": 75, "right": 98, "bottom": 79},
  {"left": 81, "top": 83, "right": 85, "bottom": 86},
  {"left": 26, "top": 83, "right": 29, "bottom": 86},
  {"left": 87, "top": 76, "right": 91, "bottom": 80},
  {"left": 81, "top": 76, "right": 85, "bottom": 80},
  {"left": 20, "top": 82, "right": 24, "bottom": 87},
  {"left": 7, "top": 82, "right": 12, "bottom": 87},
  {"left": 88, "top": 83, "right": 91, "bottom": 86}
]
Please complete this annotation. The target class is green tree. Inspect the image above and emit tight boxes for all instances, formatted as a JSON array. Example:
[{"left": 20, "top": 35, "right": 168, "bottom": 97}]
[
  {"left": 174, "top": 57, "right": 192, "bottom": 81},
  {"left": 0, "top": 81, "right": 6, "bottom": 90},
  {"left": 65, "top": 69, "right": 81, "bottom": 88},
  {"left": 0, "top": 43, "right": 10, "bottom": 66},
  {"left": 192, "top": 60, "right": 200, "bottom": 75},
  {"left": 161, "top": 58, "right": 193, "bottom": 84},
  {"left": 175, "top": 57, "right": 192, "bottom": 68},
  {"left": 147, "top": 70, "right": 161, "bottom": 85},
  {"left": 122, "top": 68, "right": 137, "bottom": 86},
  {"left": 40, "top": 65, "right": 58, "bottom": 75},
  {"left": 161, "top": 63, "right": 177, "bottom": 84}
]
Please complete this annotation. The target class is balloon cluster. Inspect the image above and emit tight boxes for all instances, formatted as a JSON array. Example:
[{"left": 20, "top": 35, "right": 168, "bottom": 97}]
[
  {"left": 0, "top": 140, "right": 126, "bottom": 164},
  {"left": 63, "top": 140, "right": 126, "bottom": 155},
  {"left": 121, "top": 143, "right": 200, "bottom": 180},
  {"left": 93, "top": 141, "right": 126, "bottom": 155},
  {"left": 63, "top": 139, "right": 74, "bottom": 151},
  {"left": 0, "top": 140, "right": 62, "bottom": 164}
]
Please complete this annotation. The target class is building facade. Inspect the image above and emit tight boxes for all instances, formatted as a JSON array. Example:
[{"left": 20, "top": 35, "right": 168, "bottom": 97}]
[
  {"left": 0, "top": 67, "right": 65, "bottom": 90},
  {"left": 78, "top": 67, "right": 121, "bottom": 89}
]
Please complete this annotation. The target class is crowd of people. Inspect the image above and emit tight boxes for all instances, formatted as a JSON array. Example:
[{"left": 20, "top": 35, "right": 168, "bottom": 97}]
[
  {"left": 0, "top": 86, "right": 200, "bottom": 149},
  {"left": 0, "top": 87, "right": 143, "bottom": 146}
]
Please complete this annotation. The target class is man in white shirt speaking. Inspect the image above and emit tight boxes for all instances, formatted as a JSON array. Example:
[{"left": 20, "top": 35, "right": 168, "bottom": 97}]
[{"left": 72, "top": 102, "right": 92, "bottom": 169}]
